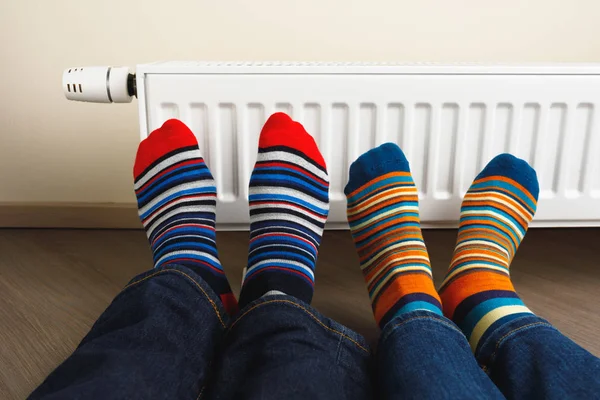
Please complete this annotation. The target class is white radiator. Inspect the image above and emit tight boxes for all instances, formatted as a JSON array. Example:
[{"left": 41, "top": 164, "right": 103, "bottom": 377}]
[{"left": 133, "top": 62, "right": 600, "bottom": 228}]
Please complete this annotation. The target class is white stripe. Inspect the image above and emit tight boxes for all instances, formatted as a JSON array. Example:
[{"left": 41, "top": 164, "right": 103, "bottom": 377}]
[
  {"left": 150, "top": 217, "right": 213, "bottom": 241},
  {"left": 147, "top": 206, "right": 215, "bottom": 237},
  {"left": 154, "top": 234, "right": 216, "bottom": 252},
  {"left": 257, "top": 151, "right": 329, "bottom": 182},
  {"left": 263, "top": 290, "right": 288, "bottom": 297},
  {"left": 455, "top": 240, "right": 510, "bottom": 258},
  {"left": 156, "top": 250, "right": 220, "bottom": 267},
  {"left": 351, "top": 205, "right": 419, "bottom": 231},
  {"left": 250, "top": 186, "right": 329, "bottom": 210},
  {"left": 247, "top": 258, "right": 315, "bottom": 280},
  {"left": 347, "top": 187, "right": 417, "bottom": 216},
  {"left": 251, "top": 213, "right": 324, "bottom": 236},
  {"left": 252, "top": 230, "right": 308, "bottom": 244},
  {"left": 366, "top": 256, "right": 431, "bottom": 286},
  {"left": 440, "top": 263, "right": 510, "bottom": 288},
  {"left": 370, "top": 265, "right": 433, "bottom": 299},
  {"left": 451, "top": 252, "right": 509, "bottom": 268},
  {"left": 464, "top": 191, "right": 534, "bottom": 220},
  {"left": 251, "top": 225, "right": 318, "bottom": 248},
  {"left": 361, "top": 241, "right": 427, "bottom": 270},
  {"left": 461, "top": 209, "right": 524, "bottom": 240},
  {"left": 138, "top": 180, "right": 214, "bottom": 216},
  {"left": 249, "top": 202, "right": 327, "bottom": 223},
  {"left": 135, "top": 149, "right": 201, "bottom": 189},
  {"left": 249, "top": 243, "right": 316, "bottom": 261},
  {"left": 469, "top": 305, "right": 532, "bottom": 351}
]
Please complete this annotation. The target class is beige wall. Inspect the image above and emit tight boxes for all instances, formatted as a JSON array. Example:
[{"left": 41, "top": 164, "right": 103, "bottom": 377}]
[{"left": 1, "top": 0, "right": 600, "bottom": 204}]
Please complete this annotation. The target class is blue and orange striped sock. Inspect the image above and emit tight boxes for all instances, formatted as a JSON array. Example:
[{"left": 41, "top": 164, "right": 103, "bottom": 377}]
[
  {"left": 439, "top": 154, "right": 539, "bottom": 352},
  {"left": 344, "top": 143, "right": 442, "bottom": 328},
  {"left": 134, "top": 119, "right": 238, "bottom": 315},
  {"left": 238, "top": 113, "right": 330, "bottom": 308}
]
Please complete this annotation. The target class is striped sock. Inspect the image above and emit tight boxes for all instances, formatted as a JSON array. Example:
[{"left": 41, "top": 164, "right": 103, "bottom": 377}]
[
  {"left": 238, "top": 113, "right": 329, "bottom": 308},
  {"left": 439, "top": 153, "right": 539, "bottom": 352},
  {"left": 134, "top": 119, "right": 237, "bottom": 315},
  {"left": 344, "top": 143, "right": 442, "bottom": 329}
]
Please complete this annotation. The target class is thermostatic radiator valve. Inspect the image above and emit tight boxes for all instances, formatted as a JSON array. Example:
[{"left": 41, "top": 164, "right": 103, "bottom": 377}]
[{"left": 62, "top": 66, "right": 136, "bottom": 103}]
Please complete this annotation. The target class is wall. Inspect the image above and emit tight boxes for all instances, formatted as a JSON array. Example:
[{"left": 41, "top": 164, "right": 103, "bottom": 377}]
[{"left": 1, "top": 0, "right": 600, "bottom": 206}]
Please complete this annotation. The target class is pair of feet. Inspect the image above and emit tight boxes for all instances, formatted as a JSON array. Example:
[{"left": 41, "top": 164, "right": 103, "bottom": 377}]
[
  {"left": 134, "top": 112, "right": 538, "bottom": 355},
  {"left": 346, "top": 142, "right": 538, "bottom": 353},
  {"left": 134, "top": 113, "right": 328, "bottom": 316}
]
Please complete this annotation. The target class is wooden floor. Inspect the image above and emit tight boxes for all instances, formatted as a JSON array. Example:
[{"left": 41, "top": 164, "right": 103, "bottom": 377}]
[{"left": 1, "top": 228, "right": 599, "bottom": 399}]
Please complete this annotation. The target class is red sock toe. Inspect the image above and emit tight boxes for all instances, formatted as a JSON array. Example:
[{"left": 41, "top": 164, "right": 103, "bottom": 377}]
[
  {"left": 258, "top": 113, "right": 326, "bottom": 170},
  {"left": 134, "top": 119, "right": 199, "bottom": 178}
]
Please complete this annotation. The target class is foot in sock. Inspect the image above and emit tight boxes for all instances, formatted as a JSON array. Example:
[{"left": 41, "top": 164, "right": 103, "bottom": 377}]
[
  {"left": 344, "top": 143, "right": 442, "bottom": 329},
  {"left": 439, "top": 154, "right": 539, "bottom": 352},
  {"left": 238, "top": 113, "right": 330, "bottom": 308},
  {"left": 134, "top": 119, "right": 238, "bottom": 314}
]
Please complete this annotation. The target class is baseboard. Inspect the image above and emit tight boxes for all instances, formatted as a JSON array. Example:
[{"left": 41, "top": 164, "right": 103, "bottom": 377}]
[{"left": 0, "top": 203, "right": 142, "bottom": 229}]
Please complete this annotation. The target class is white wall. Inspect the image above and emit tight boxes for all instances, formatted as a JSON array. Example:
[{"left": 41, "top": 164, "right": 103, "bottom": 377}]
[{"left": 1, "top": 0, "right": 600, "bottom": 204}]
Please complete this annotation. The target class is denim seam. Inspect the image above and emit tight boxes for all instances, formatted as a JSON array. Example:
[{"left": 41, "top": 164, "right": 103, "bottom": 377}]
[
  {"left": 335, "top": 326, "right": 345, "bottom": 365},
  {"left": 229, "top": 299, "right": 370, "bottom": 354},
  {"left": 384, "top": 315, "right": 464, "bottom": 343},
  {"left": 481, "top": 321, "right": 553, "bottom": 373},
  {"left": 196, "top": 385, "right": 205, "bottom": 400},
  {"left": 123, "top": 268, "right": 227, "bottom": 328}
]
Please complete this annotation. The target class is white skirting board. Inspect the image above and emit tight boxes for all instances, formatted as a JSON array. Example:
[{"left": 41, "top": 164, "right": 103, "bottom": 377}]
[{"left": 136, "top": 62, "right": 600, "bottom": 228}]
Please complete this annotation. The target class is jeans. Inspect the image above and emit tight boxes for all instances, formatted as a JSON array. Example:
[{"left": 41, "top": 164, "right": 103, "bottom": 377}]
[{"left": 30, "top": 264, "right": 600, "bottom": 399}]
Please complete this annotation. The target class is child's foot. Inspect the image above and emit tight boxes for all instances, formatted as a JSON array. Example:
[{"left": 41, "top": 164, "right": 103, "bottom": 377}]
[
  {"left": 439, "top": 154, "right": 539, "bottom": 352},
  {"left": 238, "top": 113, "right": 329, "bottom": 308},
  {"left": 134, "top": 119, "right": 237, "bottom": 314},
  {"left": 344, "top": 143, "right": 442, "bottom": 329}
]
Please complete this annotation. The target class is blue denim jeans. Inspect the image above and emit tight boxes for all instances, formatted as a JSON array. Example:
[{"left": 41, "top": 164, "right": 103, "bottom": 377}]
[{"left": 30, "top": 265, "right": 600, "bottom": 399}]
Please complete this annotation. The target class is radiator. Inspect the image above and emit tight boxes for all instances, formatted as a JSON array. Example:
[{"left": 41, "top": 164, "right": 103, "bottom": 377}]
[{"left": 72, "top": 62, "right": 600, "bottom": 228}]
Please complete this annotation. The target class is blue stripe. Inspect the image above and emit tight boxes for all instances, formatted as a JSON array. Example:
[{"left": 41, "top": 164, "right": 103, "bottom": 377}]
[
  {"left": 247, "top": 262, "right": 314, "bottom": 282},
  {"left": 249, "top": 193, "right": 328, "bottom": 214},
  {"left": 140, "top": 187, "right": 217, "bottom": 219},
  {"left": 250, "top": 173, "right": 328, "bottom": 192},
  {"left": 347, "top": 176, "right": 414, "bottom": 204},
  {"left": 469, "top": 179, "right": 536, "bottom": 210},
  {"left": 248, "top": 250, "right": 315, "bottom": 266},
  {"left": 392, "top": 301, "right": 443, "bottom": 317},
  {"left": 460, "top": 297, "right": 527, "bottom": 337}
]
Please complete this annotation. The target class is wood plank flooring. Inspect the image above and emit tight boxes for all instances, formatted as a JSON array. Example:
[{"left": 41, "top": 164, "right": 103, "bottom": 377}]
[{"left": 1, "top": 229, "right": 599, "bottom": 399}]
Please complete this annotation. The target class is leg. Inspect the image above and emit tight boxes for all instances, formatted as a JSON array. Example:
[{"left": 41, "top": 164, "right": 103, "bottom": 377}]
[
  {"left": 208, "top": 113, "right": 372, "bottom": 399},
  {"left": 206, "top": 295, "right": 373, "bottom": 400},
  {"left": 344, "top": 143, "right": 503, "bottom": 399},
  {"left": 377, "top": 311, "right": 504, "bottom": 399},
  {"left": 439, "top": 154, "right": 600, "bottom": 399},
  {"left": 30, "top": 120, "right": 236, "bottom": 399},
  {"left": 30, "top": 266, "right": 230, "bottom": 399}
]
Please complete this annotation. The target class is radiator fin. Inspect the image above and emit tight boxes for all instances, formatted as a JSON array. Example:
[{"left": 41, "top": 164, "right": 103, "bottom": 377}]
[{"left": 142, "top": 71, "right": 600, "bottom": 227}]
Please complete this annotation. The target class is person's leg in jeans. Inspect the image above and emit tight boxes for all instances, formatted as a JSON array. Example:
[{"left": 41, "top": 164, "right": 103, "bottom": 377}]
[
  {"left": 30, "top": 119, "right": 237, "bottom": 399},
  {"left": 344, "top": 143, "right": 504, "bottom": 399},
  {"left": 205, "top": 113, "right": 373, "bottom": 400},
  {"left": 439, "top": 154, "right": 600, "bottom": 399}
]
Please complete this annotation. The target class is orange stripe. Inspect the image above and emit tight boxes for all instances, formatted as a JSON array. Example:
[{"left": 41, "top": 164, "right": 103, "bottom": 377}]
[
  {"left": 471, "top": 175, "right": 536, "bottom": 214},
  {"left": 359, "top": 232, "right": 425, "bottom": 260},
  {"left": 354, "top": 221, "right": 419, "bottom": 243},
  {"left": 347, "top": 172, "right": 412, "bottom": 202},
  {"left": 462, "top": 199, "right": 529, "bottom": 227},
  {"left": 353, "top": 213, "right": 421, "bottom": 237},
  {"left": 457, "top": 227, "right": 512, "bottom": 249},
  {"left": 365, "top": 254, "right": 429, "bottom": 284},
  {"left": 347, "top": 185, "right": 416, "bottom": 214},
  {"left": 440, "top": 271, "right": 514, "bottom": 319},
  {"left": 458, "top": 219, "right": 519, "bottom": 249},
  {"left": 348, "top": 193, "right": 418, "bottom": 221},
  {"left": 373, "top": 273, "right": 440, "bottom": 324}
]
